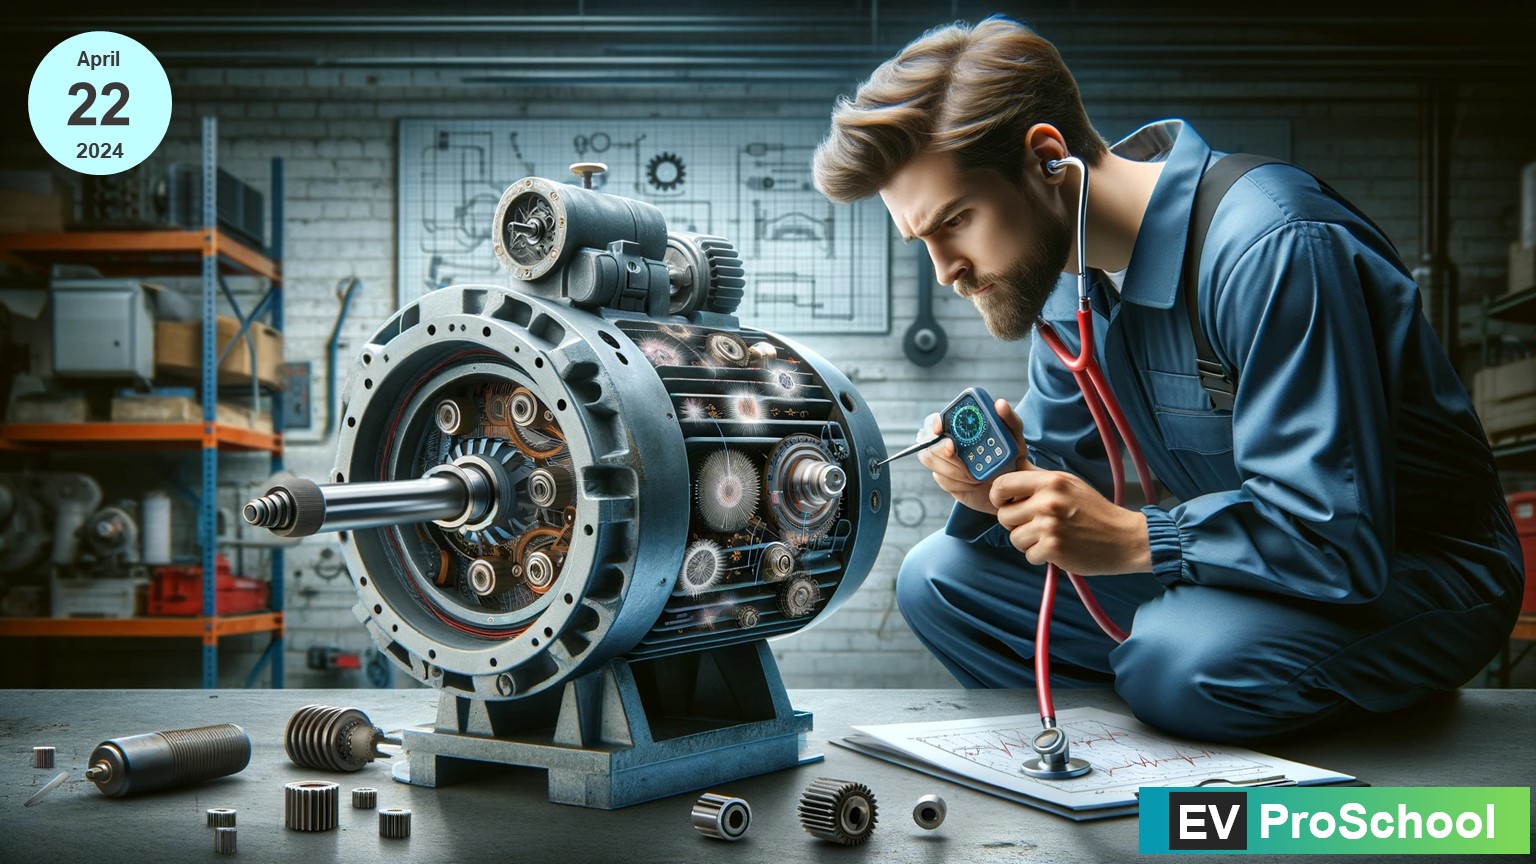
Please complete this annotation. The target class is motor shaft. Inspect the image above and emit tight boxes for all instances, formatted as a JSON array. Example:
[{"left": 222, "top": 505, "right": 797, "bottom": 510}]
[{"left": 243, "top": 456, "right": 507, "bottom": 538}]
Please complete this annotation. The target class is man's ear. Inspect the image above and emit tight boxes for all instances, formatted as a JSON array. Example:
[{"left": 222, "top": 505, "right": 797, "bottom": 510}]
[{"left": 1023, "top": 123, "right": 1069, "bottom": 184}]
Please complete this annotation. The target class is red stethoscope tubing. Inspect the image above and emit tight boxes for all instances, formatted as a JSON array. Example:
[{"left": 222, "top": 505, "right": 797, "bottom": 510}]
[{"left": 1030, "top": 307, "right": 1157, "bottom": 720}]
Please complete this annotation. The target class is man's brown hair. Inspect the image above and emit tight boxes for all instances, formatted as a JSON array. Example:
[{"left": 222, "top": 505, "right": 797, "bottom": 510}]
[{"left": 813, "top": 15, "right": 1107, "bottom": 203}]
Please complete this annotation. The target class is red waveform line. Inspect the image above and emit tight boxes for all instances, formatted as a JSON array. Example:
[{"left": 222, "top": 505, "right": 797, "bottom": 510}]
[
  {"left": 1066, "top": 723, "right": 1133, "bottom": 749},
  {"left": 941, "top": 729, "right": 1037, "bottom": 762},
  {"left": 1097, "top": 748, "right": 1221, "bottom": 777}
]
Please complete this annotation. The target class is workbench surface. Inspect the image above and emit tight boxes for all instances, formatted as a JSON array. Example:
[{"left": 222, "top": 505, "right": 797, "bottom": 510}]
[{"left": 2, "top": 688, "right": 1531, "bottom": 863}]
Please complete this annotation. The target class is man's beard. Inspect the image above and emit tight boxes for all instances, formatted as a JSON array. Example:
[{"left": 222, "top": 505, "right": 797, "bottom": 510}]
[{"left": 957, "top": 205, "right": 1073, "bottom": 341}]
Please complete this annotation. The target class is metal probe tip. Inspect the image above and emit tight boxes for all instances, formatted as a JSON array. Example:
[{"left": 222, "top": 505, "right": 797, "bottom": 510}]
[{"left": 873, "top": 435, "right": 944, "bottom": 469}]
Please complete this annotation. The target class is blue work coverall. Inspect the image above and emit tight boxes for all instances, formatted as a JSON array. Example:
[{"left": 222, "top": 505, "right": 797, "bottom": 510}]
[{"left": 897, "top": 120, "right": 1525, "bottom": 743}]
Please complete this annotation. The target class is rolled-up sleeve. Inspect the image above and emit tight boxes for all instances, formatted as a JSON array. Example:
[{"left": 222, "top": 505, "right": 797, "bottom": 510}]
[{"left": 1144, "top": 220, "right": 1394, "bottom": 603}]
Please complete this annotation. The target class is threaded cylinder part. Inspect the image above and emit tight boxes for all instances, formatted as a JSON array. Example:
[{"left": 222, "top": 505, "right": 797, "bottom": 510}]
[
  {"left": 32, "top": 746, "right": 54, "bottom": 769},
  {"left": 352, "top": 787, "right": 378, "bottom": 809},
  {"left": 206, "top": 808, "right": 237, "bottom": 828},
  {"left": 214, "top": 827, "right": 236, "bottom": 855},
  {"left": 157, "top": 724, "right": 252, "bottom": 788}
]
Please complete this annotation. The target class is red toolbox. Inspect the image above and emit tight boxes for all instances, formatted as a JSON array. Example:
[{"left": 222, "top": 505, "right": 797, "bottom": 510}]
[
  {"left": 148, "top": 555, "right": 271, "bottom": 616},
  {"left": 1510, "top": 491, "right": 1536, "bottom": 614}
]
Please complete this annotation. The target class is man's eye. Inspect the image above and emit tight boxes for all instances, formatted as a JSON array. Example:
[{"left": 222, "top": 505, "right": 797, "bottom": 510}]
[{"left": 943, "top": 213, "right": 967, "bottom": 229}]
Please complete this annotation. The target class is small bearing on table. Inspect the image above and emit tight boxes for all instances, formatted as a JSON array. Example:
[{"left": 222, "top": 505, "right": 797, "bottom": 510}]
[
  {"left": 912, "top": 794, "right": 946, "bottom": 829},
  {"left": 691, "top": 792, "right": 751, "bottom": 841}
]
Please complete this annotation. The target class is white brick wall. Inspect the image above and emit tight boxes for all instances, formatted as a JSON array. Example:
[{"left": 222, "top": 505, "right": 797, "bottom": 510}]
[{"left": 5, "top": 27, "right": 1532, "bottom": 691}]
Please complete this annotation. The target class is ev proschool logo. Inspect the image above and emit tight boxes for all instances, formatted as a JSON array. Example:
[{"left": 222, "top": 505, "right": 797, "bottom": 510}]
[{"left": 1169, "top": 791, "right": 1248, "bottom": 851}]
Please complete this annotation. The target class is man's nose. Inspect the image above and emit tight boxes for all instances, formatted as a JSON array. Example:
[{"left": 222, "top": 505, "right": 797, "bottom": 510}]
[{"left": 929, "top": 245, "right": 969, "bottom": 287}]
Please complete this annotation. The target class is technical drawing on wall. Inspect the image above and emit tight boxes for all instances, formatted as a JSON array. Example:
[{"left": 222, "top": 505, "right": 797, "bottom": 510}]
[
  {"left": 399, "top": 120, "right": 890, "bottom": 334},
  {"left": 837, "top": 706, "right": 1353, "bottom": 819}
]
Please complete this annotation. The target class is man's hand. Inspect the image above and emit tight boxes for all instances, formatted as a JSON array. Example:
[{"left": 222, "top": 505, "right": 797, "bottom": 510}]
[
  {"left": 989, "top": 467, "right": 1153, "bottom": 576},
  {"left": 916, "top": 398, "right": 1029, "bottom": 517}
]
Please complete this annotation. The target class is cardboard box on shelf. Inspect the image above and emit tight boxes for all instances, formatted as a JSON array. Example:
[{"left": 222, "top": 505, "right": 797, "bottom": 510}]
[
  {"left": 1473, "top": 356, "right": 1536, "bottom": 442},
  {"left": 1510, "top": 242, "right": 1536, "bottom": 298},
  {"left": 50, "top": 575, "right": 147, "bottom": 618},
  {"left": 7, "top": 393, "right": 89, "bottom": 423},
  {"left": 154, "top": 316, "right": 285, "bottom": 391},
  {"left": 110, "top": 394, "right": 273, "bottom": 432},
  {"left": 0, "top": 171, "right": 72, "bottom": 233}
]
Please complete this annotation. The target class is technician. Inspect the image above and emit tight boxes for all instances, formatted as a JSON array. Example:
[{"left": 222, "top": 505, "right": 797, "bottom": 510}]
[{"left": 812, "top": 16, "right": 1524, "bottom": 743}]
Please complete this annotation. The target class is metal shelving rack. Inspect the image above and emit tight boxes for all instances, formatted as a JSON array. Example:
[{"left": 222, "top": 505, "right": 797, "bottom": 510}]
[
  {"left": 1482, "top": 283, "right": 1536, "bottom": 473},
  {"left": 0, "top": 118, "right": 286, "bottom": 688}
]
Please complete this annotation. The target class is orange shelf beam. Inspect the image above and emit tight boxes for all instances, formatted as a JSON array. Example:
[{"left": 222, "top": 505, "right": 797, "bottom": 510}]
[
  {"left": 1513, "top": 612, "right": 1536, "bottom": 642},
  {"left": 0, "top": 422, "right": 281, "bottom": 454},
  {"left": 0, "top": 230, "right": 281, "bottom": 280},
  {"left": 0, "top": 612, "right": 283, "bottom": 641}
]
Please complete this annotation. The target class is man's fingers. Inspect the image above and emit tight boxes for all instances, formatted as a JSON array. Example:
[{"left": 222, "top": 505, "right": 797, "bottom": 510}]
[
  {"left": 988, "top": 469, "right": 1054, "bottom": 509},
  {"left": 994, "top": 399, "right": 1036, "bottom": 470}
]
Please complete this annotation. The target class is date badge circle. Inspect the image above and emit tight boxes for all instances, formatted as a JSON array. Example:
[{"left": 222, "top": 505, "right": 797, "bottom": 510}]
[{"left": 28, "top": 31, "right": 172, "bottom": 176}]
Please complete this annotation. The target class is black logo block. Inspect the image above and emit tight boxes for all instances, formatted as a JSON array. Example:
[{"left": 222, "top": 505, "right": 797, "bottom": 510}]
[{"left": 1169, "top": 791, "right": 1247, "bottom": 851}]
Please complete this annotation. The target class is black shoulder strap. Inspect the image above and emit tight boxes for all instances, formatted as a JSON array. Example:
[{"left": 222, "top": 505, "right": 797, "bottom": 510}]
[{"left": 1184, "top": 154, "right": 1281, "bottom": 411}]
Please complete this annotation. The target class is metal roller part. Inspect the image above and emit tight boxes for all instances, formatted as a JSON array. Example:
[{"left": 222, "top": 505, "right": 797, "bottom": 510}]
[
  {"left": 691, "top": 792, "right": 752, "bottom": 841},
  {"left": 748, "top": 341, "right": 777, "bottom": 363},
  {"left": 285, "top": 781, "right": 339, "bottom": 832},
  {"left": 33, "top": 746, "right": 54, "bottom": 769},
  {"left": 758, "top": 542, "right": 795, "bottom": 582},
  {"left": 379, "top": 808, "right": 412, "bottom": 839},
  {"left": 434, "top": 396, "right": 475, "bottom": 435},
  {"left": 912, "top": 794, "right": 946, "bottom": 830},
  {"left": 468, "top": 557, "right": 517, "bottom": 597},
  {"left": 284, "top": 705, "right": 400, "bottom": 772},
  {"left": 214, "top": 827, "right": 236, "bottom": 855},
  {"left": 798, "top": 777, "right": 879, "bottom": 846},
  {"left": 527, "top": 464, "right": 574, "bottom": 509},
  {"left": 508, "top": 387, "right": 540, "bottom": 427},
  {"left": 735, "top": 606, "right": 760, "bottom": 629},
  {"left": 778, "top": 574, "right": 821, "bottom": 618},
  {"left": 207, "top": 808, "right": 237, "bottom": 828},
  {"left": 352, "top": 787, "right": 378, "bottom": 809},
  {"left": 85, "top": 724, "right": 251, "bottom": 797},
  {"left": 524, "top": 550, "right": 557, "bottom": 593}
]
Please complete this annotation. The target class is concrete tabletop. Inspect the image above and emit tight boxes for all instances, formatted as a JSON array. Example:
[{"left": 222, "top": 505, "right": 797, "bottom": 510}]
[{"left": 1, "top": 687, "right": 1531, "bottom": 863}]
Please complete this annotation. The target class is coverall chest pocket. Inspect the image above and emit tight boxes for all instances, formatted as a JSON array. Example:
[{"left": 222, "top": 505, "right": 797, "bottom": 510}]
[{"left": 1144, "top": 369, "right": 1234, "bottom": 455}]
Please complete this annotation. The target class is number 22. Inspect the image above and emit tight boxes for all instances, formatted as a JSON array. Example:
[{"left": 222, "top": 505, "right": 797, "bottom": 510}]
[{"left": 68, "top": 82, "right": 130, "bottom": 126}]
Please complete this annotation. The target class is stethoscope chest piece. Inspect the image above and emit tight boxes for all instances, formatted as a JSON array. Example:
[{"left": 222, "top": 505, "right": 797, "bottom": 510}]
[{"left": 1019, "top": 726, "right": 1092, "bottom": 780}]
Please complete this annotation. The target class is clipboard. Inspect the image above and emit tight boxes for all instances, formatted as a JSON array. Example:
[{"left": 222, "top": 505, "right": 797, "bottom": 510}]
[{"left": 835, "top": 706, "right": 1356, "bottom": 821}]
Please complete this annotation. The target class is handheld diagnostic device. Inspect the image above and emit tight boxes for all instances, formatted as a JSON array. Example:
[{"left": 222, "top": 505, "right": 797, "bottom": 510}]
[{"left": 941, "top": 387, "right": 1018, "bottom": 481}]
